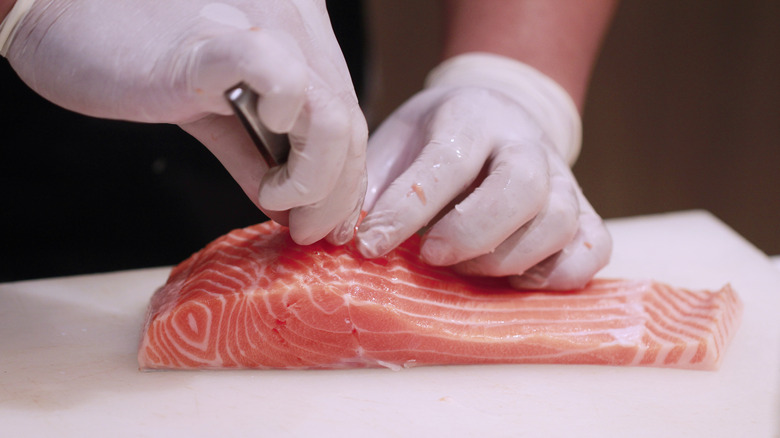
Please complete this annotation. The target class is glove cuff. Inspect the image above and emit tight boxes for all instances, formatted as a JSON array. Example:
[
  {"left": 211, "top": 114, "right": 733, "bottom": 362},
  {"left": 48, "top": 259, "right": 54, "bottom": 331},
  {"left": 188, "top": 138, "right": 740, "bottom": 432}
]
[
  {"left": 0, "top": 0, "right": 34, "bottom": 57},
  {"left": 425, "top": 52, "right": 582, "bottom": 165}
]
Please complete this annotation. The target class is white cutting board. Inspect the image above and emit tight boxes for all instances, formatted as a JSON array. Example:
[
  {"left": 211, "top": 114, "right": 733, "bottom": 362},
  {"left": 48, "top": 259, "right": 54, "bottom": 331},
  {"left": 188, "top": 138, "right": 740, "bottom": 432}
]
[{"left": 1, "top": 210, "right": 778, "bottom": 438}]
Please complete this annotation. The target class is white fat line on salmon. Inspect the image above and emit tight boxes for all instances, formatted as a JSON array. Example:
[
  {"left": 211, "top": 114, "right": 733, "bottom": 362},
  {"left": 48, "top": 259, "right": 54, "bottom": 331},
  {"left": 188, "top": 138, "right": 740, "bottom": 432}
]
[
  {"left": 348, "top": 277, "right": 585, "bottom": 304},
  {"left": 300, "top": 290, "right": 350, "bottom": 316},
  {"left": 351, "top": 345, "right": 631, "bottom": 362},
  {"left": 354, "top": 312, "right": 650, "bottom": 331},
  {"left": 714, "top": 290, "right": 742, "bottom": 349},
  {"left": 211, "top": 252, "right": 268, "bottom": 282},
  {"left": 363, "top": 274, "right": 653, "bottom": 303},
  {"left": 662, "top": 284, "right": 717, "bottom": 307},
  {"left": 168, "top": 302, "right": 214, "bottom": 352},
  {"left": 639, "top": 325, "right": 716, "bottom": 368},
  {"left": 193, "top": 271, "right": 252, "bottom": 293},
  {"left": 373, "top": 360, "right": 406, "bottom": 371},
  {"left": 148, "top": 280, "right": 188, "bottom": 316},
  {"left": 643, "top": 296, "right": 727, "bottom": 342},
  {"left": 341, "top": 318, "right": 649, "bottom": 341},
  {"left": 264, "top": 324, "right": 358, "bottom": 363},
  {"left": 644, "top": 296, "right": 722, "bottom": 339},
  {"left": 218, "top": 249, "right": 268, "bottom": 276},
  {"left": 644, "top": 290, "right": 721, "bottom": 320},
  {"left": 655, "top": 283, "right": 724, "bottom": 315},
  {"left": 188, "top": 258, "right": 255, "bottom": 286},
  {"left": 641, "top": 313, "right": 719, "bottom": 354},
  {"left": 348, "top": 289, "right": 649, "bottom": 315},
  {"left": 641, "top": 319, "right": 719, "bottom": 367},
  {"left": 158, "top": 318, "right": 223, "bottom": 367},
  {"left": 241, "top": 300, "right": 266, "bottom": 353},
  {"left": 224, "top": 298, "right": 256, "bottom": 365},
  {"left": 219, "top": 296, "right": 249, "bottom": 367},
  {"left": 235, "top": 303, "right": 324, "bottom": 367}
]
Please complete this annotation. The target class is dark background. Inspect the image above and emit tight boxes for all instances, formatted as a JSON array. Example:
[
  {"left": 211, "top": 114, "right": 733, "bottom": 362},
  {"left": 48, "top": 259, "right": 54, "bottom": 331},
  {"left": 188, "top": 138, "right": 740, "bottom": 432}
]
[
  {"left": 1, "top": 0, "right": 778, "bottom": 282},
  {"left": 0, "top": 1, "right": 364, "bottom": 282},
  {"left": 364, "top": 0, "right": 780, "bottom": 260}
]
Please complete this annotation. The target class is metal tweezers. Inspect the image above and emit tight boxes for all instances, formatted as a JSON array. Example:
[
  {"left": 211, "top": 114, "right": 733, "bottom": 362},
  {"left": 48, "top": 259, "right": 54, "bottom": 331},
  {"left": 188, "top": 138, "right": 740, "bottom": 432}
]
[{"left": 224, "top": 82, "right": 291, "bottom": 167}]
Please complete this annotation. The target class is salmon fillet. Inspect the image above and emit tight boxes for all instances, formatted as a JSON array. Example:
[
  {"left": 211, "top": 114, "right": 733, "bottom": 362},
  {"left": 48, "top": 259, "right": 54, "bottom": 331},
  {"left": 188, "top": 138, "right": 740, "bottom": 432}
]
[{"left": 138, "top": 221, "right": 742, "bottom": 371}]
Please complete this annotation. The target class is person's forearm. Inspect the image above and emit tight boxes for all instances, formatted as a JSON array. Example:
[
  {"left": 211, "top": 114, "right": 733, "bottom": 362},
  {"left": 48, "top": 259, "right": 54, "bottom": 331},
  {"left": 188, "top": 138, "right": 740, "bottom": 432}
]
[
  {"left": 1, "top": 0, "right": 17, "bottom": 23},
  {"left": 441, "top": 0, "right": 617, "bottom": 111}
]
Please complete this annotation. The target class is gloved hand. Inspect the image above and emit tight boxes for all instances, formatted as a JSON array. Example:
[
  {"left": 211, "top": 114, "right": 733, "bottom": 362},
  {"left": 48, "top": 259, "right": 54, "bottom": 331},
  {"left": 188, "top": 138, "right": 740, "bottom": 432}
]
[
  {"left": 1, "top": 0, "right": 366, "bottom": 245},
  {"left": 357, "top": 53, "right": 612, "bottom": 290}
]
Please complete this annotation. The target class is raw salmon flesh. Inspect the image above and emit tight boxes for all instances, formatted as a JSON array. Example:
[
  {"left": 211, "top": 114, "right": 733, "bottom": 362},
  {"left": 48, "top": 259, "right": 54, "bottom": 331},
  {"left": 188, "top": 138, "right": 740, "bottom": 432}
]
[{"left": 138, "top": 221, "right": 742, "bottom": 371}]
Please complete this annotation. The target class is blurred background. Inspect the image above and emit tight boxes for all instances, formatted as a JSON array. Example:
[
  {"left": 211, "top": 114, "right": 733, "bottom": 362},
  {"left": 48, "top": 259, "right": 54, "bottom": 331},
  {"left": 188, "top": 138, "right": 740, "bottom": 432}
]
[{"left": 1, "top": 0, "right": 777, "bottom": 282}]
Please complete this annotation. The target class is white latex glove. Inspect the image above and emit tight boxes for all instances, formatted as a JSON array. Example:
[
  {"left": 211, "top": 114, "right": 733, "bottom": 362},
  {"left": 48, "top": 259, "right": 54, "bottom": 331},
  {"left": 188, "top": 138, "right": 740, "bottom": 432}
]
[
  {"left": 357, "top": 53, "right": 612, "bottom": 290},
  {"left": 1, "top": 0, "right": 367, "bottom": 245}
]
